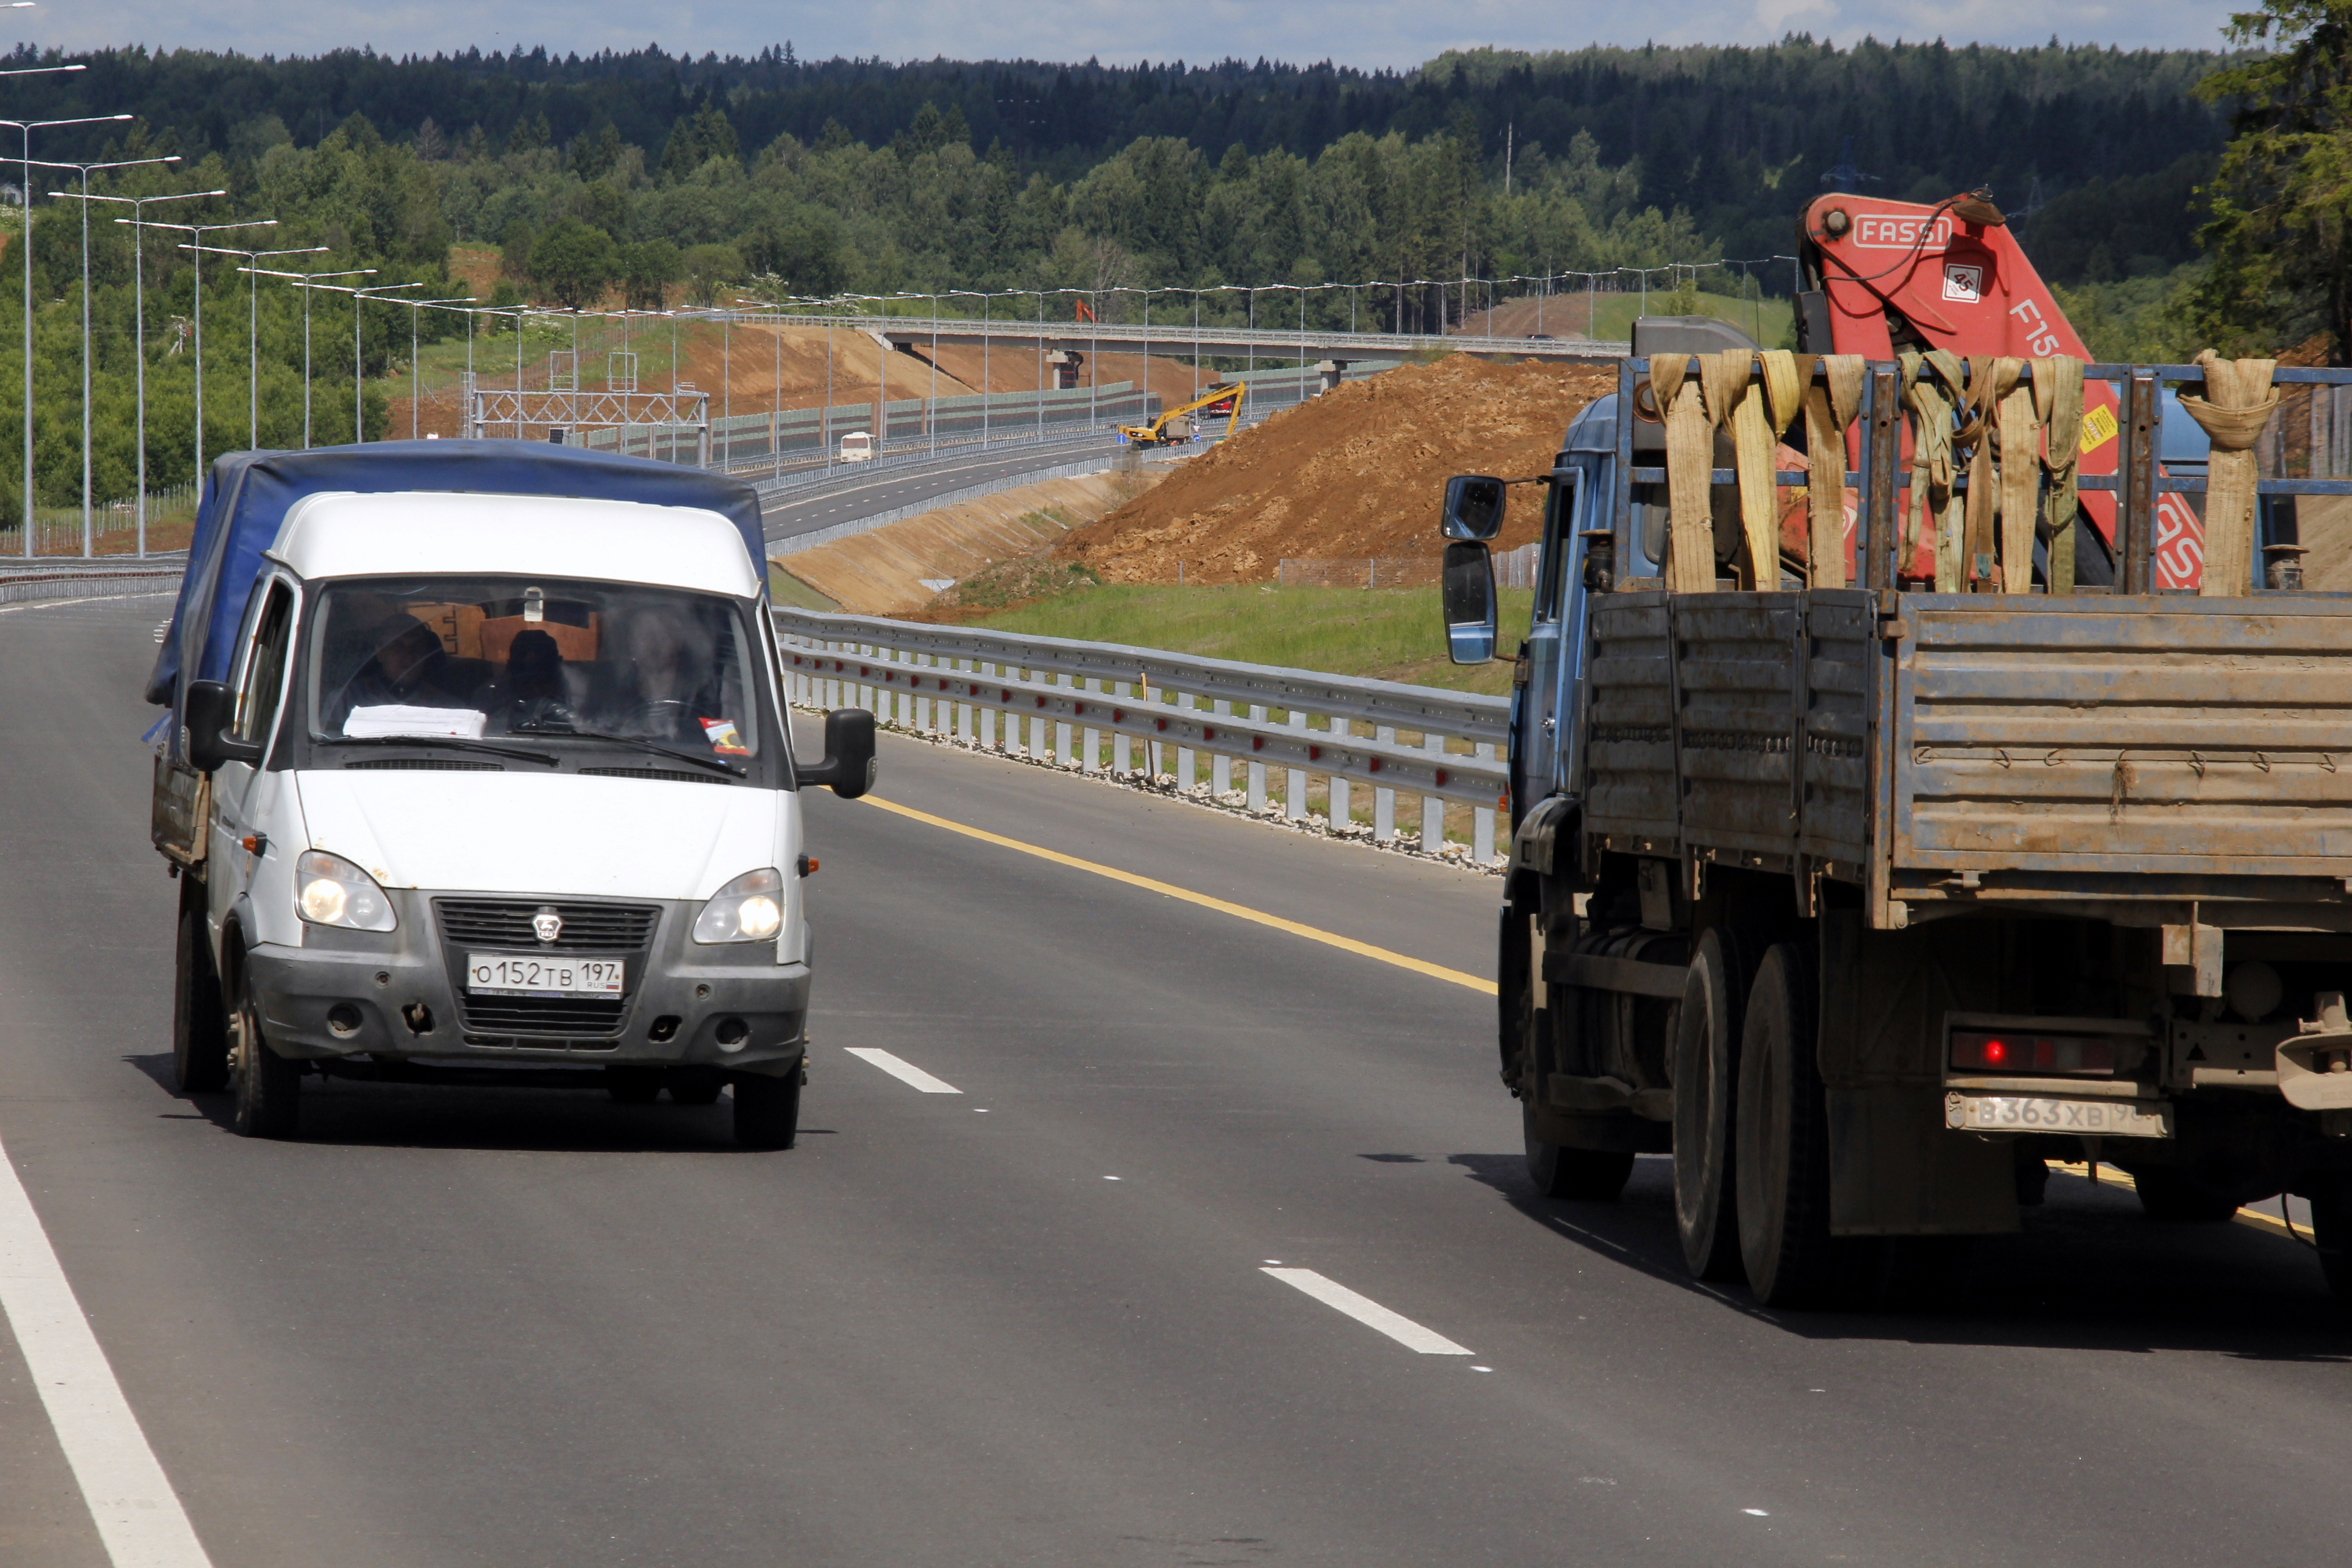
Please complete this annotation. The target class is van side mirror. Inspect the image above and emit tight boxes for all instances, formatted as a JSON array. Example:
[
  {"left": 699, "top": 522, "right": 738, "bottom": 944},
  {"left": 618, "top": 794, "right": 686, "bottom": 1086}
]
[
  {"left": 801, "top": 708, "right": 878, "bottom": 799},
  {"left": 183, "top": 679, "right": 262, "bottom": 772},
  {"left": 1442, "top": 541, "right": 1499, "bottom": 664},
  {"left": 1442, "top": 475, "right": 1507, "bottom": 541}
]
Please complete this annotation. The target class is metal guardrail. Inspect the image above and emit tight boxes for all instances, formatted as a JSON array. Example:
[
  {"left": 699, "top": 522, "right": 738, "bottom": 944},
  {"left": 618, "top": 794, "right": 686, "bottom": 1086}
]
[
  {"left": 0, "top": 565, "right": 181, "bottom": 606},
  {"left": 774, "top": 609, "right": 1512, "bottom": 859}
]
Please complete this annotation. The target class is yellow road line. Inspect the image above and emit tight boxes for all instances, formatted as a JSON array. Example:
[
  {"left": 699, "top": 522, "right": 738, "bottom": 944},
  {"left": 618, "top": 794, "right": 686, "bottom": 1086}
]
[
  {"left": 2052, "top": 1161, "right": 2303, "bottom": 1240},
  {"left": 859, "top": 794, "right": 1497, "bottom": 995}
]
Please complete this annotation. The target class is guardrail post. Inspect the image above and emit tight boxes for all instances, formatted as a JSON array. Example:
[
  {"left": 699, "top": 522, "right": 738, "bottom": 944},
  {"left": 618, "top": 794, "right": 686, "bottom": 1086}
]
[
  {"left": 1057, "top": 673, "right": 1077, "bottom": 767},
  {"left": 1114, "top": 680, "right": 1133, "bottom": 774},
  {"left": 1374, "top": 724, "right": 1396, "bottom": 840},
  {"left": 1247, "top": 704, "right": 1269, "bottom": 810},
  {"left": 916, "top": 653, "right": 932, "bottom": 734},
  {"left": 1473, "top": 742, "right": 1495, "bottom": 863},
  {"left": 955, "top": 659, "right": 971, "bottom": 744},
  {"left": 1213, "top": 700, "right": 1233, "bottom": 797},
  {"left": 1082, "top": 677, "right": 1102, "bottom": 772},
  {"left": 1029, "top": 681, "right": 1047, "bottom": 760},
  {"left": 1329, "top": 715, "right": 1351, "bottom": 831},
  {"left": 1287, "top": 708, "right": 1308, "bottom": 821},
  {"left": 980, "top": 663, "right": 998, "bottom": 750},
  {"left": 1176, "top": 692, "right": 1195, "bottom": 790},
  {"left": 1421, "top": 732, "right": 1446, "bottom": 853}
]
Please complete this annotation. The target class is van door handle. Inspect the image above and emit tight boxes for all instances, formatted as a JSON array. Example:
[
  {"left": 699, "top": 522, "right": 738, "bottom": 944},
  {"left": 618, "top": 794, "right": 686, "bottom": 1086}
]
[{"left": 1542, "top": 716, "right": 1556, "bottom": 736}]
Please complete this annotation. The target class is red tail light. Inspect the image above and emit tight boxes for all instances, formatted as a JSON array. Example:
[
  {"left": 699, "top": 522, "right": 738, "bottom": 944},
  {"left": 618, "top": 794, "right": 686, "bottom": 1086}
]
[{"left": 1950, "top": 1030, "right": 2115, "bottom": 1077}]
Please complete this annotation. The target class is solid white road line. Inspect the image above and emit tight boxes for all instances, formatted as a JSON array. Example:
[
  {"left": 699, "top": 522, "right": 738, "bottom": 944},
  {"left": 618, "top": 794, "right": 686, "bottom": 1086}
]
[
  {"left": 843, "top": 1047, "right": 963, "bottom": 1094},
  {"left": 0, "top": 1129, "right": 213, "bottom": 1566},
  {"left": 1261, "top": 1268, "right": 1473, "bottom": 1355}
]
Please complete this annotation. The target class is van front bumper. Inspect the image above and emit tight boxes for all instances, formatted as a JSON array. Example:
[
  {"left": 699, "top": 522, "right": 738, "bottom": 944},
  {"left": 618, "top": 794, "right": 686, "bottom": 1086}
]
[{"left": 242, "top": 889, "right": 809, "bottom": 1077}]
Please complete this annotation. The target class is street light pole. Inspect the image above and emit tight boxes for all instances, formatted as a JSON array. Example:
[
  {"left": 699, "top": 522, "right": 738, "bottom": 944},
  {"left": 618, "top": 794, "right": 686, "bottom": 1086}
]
[
  {"left": 124, "top": 216, "right": 276, "bottom": 495},
  {"left": 55, "top": 183, "right": 219, "bottom": 558},
  {"left": 241, "top": 266, "right": 372, "bottom": 449},
  {"left": 350, "top": 282, "right": 424, "bottom": 441},
  {"left": 181, "top": 240, "right": 325, "bottom": 451},
  {"left": 0, "top": 102, "right": 129, "bottom": 556},
  {"left": 42, "top": 155, "right": 179, "bottom": 555}
]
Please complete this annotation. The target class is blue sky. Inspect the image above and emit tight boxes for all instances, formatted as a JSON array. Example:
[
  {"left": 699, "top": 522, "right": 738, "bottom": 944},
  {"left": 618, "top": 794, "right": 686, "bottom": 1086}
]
[{"left": 12, "top": 0, "right": 2244, "bottom": 66}]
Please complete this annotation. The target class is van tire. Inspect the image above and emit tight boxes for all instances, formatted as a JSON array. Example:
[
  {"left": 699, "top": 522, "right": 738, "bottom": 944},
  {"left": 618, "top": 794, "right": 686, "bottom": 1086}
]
[
  {"left": 734, "top": 1072, "right": 799, "bottom": 1150},
  {"left": 1735, "top": 943, "right": 1847, "bottom": 1307},
  {"left": 230, "top": 979, "right": 300, "bottom": 1140},
  {"left": 173, "top": 906, "right": 229, "bottom": 1094},
  {"left": 1672, "top": 927, "right": 1751, "bottom": 1281}
]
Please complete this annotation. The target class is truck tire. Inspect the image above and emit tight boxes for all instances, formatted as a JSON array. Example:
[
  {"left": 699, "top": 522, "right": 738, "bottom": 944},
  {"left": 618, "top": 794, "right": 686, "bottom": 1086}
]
[
  {"left": 734, "top": 1072, "right": 800, "bottom": 1150},
  {"left": 2310, "top": 1180, "right": 2352, "bottom": 1304},
  {"left": 1734, "top": 943, "right": 1848, "bottom": 1307},
  {"left": 229, "top": 976, "right": 300, "bottom": 1140},
  {"left": 1524, "top": 1102, "right": 1635, "bottom": 1200},
  {"left": 2134, "top": 1167, "right": 2241, "bottom": 1223},
  {"left": 172, "top": 906, "right": 229, "bottom": 1095},
  {"left": 1672, "top": 927, "right": 1751, "bottom": 1281}
]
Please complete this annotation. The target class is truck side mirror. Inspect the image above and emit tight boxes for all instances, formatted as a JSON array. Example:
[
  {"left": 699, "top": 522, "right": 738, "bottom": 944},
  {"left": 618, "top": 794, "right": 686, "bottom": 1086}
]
[
  {"left": 800, "top": 708, "right": 878, "bottom": 799},
  {"left": 1442, "top": 541, "right": 1499, "bottom": 664},
  {"left": 183, "top": 679, "right": 262, "bottom": 773},
  {"left": 1442, "top": 475, "right": 1507, "bottom": 541}
]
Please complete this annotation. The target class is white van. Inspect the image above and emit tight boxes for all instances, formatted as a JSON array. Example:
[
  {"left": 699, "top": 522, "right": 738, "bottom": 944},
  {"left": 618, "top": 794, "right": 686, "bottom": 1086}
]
[{"left": 149, "top": 444, "right": 875, "bottom": 1146}]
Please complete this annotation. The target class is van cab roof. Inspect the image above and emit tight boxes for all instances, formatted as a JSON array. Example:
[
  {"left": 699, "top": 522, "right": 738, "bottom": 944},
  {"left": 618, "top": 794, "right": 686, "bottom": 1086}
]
[{"left": 274, "top": 491, "right": 762, "bottom": 598}]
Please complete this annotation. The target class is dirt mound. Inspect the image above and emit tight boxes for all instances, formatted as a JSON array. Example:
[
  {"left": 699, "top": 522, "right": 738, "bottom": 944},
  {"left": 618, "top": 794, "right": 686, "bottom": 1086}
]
[{"left": 1053, "top": 354, "right": 1613, "bottom": 584}]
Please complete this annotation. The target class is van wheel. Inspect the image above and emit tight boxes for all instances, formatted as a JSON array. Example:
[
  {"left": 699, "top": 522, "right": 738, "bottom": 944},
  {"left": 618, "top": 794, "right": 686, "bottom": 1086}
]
[
  {"left": 734, "top": 1072, "right": 800, "bottom": 1150},
  {"left": 1672, "top": 927, "right": 1751, "bottom": 1281},
  {"left": 1524, "top": 1102, "right": 1634, "bottom": 1200},
  {"left": 172, "top": 906, "right": 228, "bottom": 1094},
  {"left": 229, "top": 980, "right": 300, "bottom": 1140},
  {"left": 2134, "top": 1167, "right": 2241, "bottom": 1223},
  {"left": 1734, "top": 943, "right": 1849, "bottom": 1307}
]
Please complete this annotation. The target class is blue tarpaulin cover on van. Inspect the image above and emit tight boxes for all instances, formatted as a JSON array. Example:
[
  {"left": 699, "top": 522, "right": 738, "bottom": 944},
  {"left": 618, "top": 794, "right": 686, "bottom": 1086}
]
[{"left": 143, "top": 441, "right": 769, "bottom": 721}]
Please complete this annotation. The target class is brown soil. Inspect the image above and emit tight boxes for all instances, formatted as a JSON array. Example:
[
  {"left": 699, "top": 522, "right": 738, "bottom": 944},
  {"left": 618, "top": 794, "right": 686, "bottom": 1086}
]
[{"left": 1053, "top": 353, "right": 1612, "bottom": 584}]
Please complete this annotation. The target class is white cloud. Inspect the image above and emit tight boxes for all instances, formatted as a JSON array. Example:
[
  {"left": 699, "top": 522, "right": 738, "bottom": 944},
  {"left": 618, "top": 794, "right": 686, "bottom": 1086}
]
[{"left": 5, "top": 0, "right": 2242, "bottom": 67}]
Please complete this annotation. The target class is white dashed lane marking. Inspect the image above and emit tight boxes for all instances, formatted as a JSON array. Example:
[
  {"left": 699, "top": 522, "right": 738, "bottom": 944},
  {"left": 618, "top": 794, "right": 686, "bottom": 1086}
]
[
  {"left": 843, "top": 1047, "right": 963, "bottom": 1094},
  {"left": 1261, "top": 1268, "right": 1473, "bottom": 1355}
]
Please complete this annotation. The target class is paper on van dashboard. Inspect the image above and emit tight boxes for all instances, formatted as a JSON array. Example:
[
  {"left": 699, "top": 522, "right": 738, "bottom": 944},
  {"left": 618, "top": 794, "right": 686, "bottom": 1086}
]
[{"left": 343, "top": 705, "right": 488, "bottom": 740}]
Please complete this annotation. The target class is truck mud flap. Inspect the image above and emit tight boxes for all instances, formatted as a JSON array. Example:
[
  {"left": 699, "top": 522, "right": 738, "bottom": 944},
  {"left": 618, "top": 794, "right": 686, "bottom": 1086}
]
[{"left": 1827, "top": 1085, "right": 2019, "bottom": 1235}]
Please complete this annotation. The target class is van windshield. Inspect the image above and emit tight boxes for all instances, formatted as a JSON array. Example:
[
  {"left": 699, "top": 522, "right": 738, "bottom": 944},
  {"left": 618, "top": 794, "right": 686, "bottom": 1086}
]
[{"left": 304, "top": 577, "right": 763, "bottom": 759}]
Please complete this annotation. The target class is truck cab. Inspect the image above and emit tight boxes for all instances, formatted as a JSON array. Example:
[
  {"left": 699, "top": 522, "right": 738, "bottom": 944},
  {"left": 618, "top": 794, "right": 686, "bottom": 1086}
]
[{"left": 152, "top": 446, "right": 875, "bottom": 1145}]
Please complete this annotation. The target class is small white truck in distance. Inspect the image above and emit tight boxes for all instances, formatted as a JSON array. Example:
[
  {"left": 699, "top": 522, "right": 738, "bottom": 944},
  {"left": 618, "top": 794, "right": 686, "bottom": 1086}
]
[{"left": 147, "top": 442, "right": 875, "bottom": 1146}]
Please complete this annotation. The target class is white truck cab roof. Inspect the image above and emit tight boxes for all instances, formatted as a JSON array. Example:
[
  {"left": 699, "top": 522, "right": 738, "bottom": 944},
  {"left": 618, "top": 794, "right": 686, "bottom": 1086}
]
[{"left": 269, "top": 491, "right": 764, "bottom": 598}]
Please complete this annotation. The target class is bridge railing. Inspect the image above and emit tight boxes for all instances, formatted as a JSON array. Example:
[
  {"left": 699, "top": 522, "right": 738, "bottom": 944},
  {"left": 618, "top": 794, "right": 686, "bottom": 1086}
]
[{"left": 774, "top": 608, "right": 1511, "bottom": 864}]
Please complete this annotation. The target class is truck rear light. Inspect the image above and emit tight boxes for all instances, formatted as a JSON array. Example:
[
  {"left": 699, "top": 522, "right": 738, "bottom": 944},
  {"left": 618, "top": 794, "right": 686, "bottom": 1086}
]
[{"left": 1950, "top": 1030, "right": 2115, "bottom": 1076}]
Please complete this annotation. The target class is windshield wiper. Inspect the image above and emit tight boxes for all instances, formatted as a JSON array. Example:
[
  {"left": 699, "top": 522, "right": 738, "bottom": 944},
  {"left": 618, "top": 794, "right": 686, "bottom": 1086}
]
[
  {"left": 513, "top": 725, "right": 746, "bottom": 777},
  {"left": 322, "top": 735, "right": 560, "bottom": 767}
]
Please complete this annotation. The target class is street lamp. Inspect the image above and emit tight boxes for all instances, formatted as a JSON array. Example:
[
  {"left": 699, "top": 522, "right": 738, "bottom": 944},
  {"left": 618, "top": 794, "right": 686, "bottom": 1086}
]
[
  {"left": 39, "top": 155, "right": 181, "bottom": 556},
  {"left": 380, "top": 294, "right": 477, "bottom": 438},
  {"left": 246, "top": 266, "right": 371, "bottom": 448},
  {"left": 52, "top": 185, "right": 221, "bottom": 559},
  {"left": 121, "top": 216, "right": 275, "bottom": 486},
  {"left": 0, "top": 105, "right": 130, "bottom": 556},
  {"left": 350, "top": 282, "right": 424, "bottom": 442},
  {"left": 181, "top": 240, "right": 326, "bottom": 449}
]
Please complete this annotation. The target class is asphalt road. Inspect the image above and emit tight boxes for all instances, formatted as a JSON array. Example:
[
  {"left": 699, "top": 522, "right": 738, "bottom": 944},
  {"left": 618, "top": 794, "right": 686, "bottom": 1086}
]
[
  {"left": 761, "top": 439, "right": 1119, "bottom": 547},
  {"left": 6, "top": 592, "right": 2352, "bottom": 1567}
]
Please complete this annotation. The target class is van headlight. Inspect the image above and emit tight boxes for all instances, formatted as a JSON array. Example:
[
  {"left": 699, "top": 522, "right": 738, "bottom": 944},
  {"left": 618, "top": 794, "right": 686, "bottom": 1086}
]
[
  {"left": 694, "top": 868, "right": 784, "bottom": 944},
  {"left": 295, "top": 849, "right": 397, "bottom": 931}
]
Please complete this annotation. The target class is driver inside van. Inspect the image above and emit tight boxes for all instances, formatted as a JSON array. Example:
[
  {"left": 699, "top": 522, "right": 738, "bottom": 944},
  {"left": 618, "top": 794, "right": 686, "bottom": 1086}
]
[{"left": 329, "top": 612, "right": 465, "bottom": 729}]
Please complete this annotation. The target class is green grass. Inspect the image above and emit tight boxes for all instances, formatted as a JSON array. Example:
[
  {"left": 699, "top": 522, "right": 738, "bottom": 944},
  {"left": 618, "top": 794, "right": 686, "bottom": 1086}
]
[
  {"left": 1563, "top": 288, "right": 1793, "bottom": 349},
  {"left": 768, "top": 565, "right": 840, "bottom": 611},
  {"left": 969, "top": 583, "right": 1537, "bottom": 696}
]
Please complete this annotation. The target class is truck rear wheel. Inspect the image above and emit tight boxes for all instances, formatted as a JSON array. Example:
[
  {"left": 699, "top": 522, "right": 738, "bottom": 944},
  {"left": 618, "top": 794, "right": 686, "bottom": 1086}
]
[
  {"left": 229, "top": 978, "right": 300, "bottom": 1140},
  {"left": 1734, "top": 943, "right": 1847, "bottom": 1307},
  {"left": 1524, "top": 1102, "right": 1635, "bottom": 1200},
  {"left": 734, "top": 1072, "right": 800, "bottom": 1150},
  {"left": 172, "top": 905, "right": 228, "bottom": 1095},
  {"left": 1673, "top": 928, "right": 1752, "bottom": 1281}
]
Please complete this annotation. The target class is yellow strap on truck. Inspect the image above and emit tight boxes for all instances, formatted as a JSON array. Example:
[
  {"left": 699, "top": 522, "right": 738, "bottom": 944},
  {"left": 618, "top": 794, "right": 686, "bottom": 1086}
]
[
  {"left": 1959, "top": 356, "right": 2024, "bottom": 590},
  {"left": 1652, "top": 353, "right": 1717, "bottom": 593},
  {"left": 1900, "top": 352, "right": 1963, "bottom": 590},
  {"left": 1996, "top": 370, "right": 2041, "bottom": 595},
  {"left": 2178, "top": 350, "right": 2279, "bottom": 596},
  {"left": 1699, "top": 350, "right": 1770, "bottom": 588},
  {"left": 2033, "top": 356, "right": 2087, "bottom": 594},
  {"left": 1798, "top": 354, "right": 1865, "bottom": 588}
]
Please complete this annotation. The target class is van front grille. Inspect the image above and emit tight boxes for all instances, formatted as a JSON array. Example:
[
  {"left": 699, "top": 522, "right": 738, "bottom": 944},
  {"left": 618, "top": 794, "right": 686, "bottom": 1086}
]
[
  {"left": 433, "top": 899, "right": 660, "bottom": 952},
  {"left": 456, "top": 993, "right": 630, "bottom": 1039}
]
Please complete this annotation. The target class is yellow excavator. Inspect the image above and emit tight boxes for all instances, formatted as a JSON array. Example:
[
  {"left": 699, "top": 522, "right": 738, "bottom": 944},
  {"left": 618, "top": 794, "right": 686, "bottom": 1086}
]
[{"left": 1117, "top": 381, "right": 1244, "bottom": 448}]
